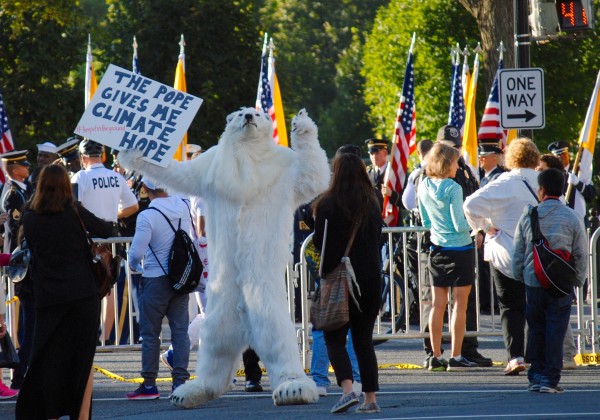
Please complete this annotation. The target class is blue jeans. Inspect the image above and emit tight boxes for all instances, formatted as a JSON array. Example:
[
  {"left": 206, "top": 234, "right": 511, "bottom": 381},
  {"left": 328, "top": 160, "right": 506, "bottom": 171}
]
[
  {"left": 310, "top": 328, "right": 360, "bottom": 388},
  {"left": 526, "top": 285, "right": 572, "bottom": 388},
  {"left": 139, "top": 275, "right": 190, "bottom": 386}
]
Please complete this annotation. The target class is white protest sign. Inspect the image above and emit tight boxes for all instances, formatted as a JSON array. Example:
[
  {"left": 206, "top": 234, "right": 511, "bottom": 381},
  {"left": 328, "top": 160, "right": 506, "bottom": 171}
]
[{"left": 74, "top": 64, "right": 203, "bottom": 167}]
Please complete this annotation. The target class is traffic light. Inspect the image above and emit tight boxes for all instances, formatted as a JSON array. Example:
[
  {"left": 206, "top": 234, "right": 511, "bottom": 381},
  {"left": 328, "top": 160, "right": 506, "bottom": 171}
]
[
  {"left": 530, "top": 0, "right": 560, "bottom": 37},
  {"left": 555, "top": 0, "right": 594, "bottom": 31}
]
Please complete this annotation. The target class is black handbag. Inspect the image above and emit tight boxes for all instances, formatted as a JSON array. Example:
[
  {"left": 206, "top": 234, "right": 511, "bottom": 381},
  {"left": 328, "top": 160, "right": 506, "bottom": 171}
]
[{"left": 0, "top": 331, "right": 20, "bottom": 369}]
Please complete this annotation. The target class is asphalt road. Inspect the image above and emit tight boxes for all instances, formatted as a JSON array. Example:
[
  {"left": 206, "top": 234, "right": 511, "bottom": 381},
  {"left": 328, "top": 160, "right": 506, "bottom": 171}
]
[{"left": 3, "top": 332, "right": 600, "bottom": 420}]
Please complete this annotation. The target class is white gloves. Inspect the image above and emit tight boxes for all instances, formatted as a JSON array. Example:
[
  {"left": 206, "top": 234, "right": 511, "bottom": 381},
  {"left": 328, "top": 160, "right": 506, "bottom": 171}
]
[{"left": 568, "top": 172, "right": 579, "bottom": 186}]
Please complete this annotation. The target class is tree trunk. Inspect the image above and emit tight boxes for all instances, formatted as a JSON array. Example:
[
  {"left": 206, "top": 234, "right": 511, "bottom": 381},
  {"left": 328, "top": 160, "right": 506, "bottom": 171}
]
[{"left": 458, "top": 0, "right": 515, "bottom": 95}]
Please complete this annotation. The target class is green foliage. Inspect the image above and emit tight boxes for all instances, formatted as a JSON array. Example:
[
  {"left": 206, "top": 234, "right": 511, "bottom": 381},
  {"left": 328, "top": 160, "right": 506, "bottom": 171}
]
[
  {"left": 258, "top": 0, "right": 386, "bottom": 155},
  {"left": 102, "top": 0, "right": 261, "bottom": 148},
  {"left": 0, "top": 0, "right": 88, "bottom": 151},
  {"left": 362, "top": 0, "right": 479, "bottom": 144}
]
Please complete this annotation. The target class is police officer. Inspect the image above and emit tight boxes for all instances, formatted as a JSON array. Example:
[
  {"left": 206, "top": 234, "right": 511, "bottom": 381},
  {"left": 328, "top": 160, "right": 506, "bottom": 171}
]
[
  {"left": 55, "top": 137, "right": 82, "bottom": 176},
  {"left": 365, "top": 139, "right": 403, "bottom": 223},
  {"left": 0, "top": 150, "right": 33, "bottom": 391},
  {"left": 478, "top": 144, "right": 506, "bottom": 188},
  {"left": 71, "top": 139, "right": 139, "bottom": 343}
]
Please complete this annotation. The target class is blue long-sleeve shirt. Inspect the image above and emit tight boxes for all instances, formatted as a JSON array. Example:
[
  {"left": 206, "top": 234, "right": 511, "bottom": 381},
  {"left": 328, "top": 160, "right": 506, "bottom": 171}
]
[{"left": 417, "top": 177, "right": 472, "bottom": 247}]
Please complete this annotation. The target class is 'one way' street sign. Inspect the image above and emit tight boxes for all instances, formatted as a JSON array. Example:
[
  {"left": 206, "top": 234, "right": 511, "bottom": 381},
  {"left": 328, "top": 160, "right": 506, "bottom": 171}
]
[{"left": 499, "top": 68, "right": 545, "bottom": 130}]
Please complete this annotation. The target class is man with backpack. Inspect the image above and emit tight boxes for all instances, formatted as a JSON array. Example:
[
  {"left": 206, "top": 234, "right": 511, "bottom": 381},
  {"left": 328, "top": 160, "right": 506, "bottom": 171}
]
[
  {"left": 126, "top": 177, "right": 193, "bottom": 400},
  {"left": 513, "top": 168, "right": 588, "bottom": 393}
]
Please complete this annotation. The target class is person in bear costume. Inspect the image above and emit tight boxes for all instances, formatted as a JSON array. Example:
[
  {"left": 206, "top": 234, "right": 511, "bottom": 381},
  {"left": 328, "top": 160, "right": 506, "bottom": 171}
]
[{"left": 118, "top": 108, "right": 330, "bottom": 408}]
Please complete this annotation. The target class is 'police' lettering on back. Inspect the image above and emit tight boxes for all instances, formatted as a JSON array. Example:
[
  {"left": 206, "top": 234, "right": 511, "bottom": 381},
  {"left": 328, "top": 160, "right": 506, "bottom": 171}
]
[{"left": 92, "top": 176, "right": 120, "bottom": 189}]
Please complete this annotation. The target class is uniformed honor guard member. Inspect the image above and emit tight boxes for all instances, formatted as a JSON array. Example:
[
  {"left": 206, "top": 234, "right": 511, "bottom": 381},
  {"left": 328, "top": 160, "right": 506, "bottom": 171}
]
[
  {"left": 0, "top": 150, "right": 32, "bottom": 252},
  {"left": 478, "top": 144, "right": 506, "bottom": 188},
  {"left": 365, "top": 139, "right": 403, "bottom": 220},
  {"left": 29, "top": 142, "right": 58, "bottom": 192},
  {"left": 548, "top": 140, "right": 596, "bottom": 222},
  {"left": 55, "top": 137, "right": 82, "bottom": 176},
  {"left": 0, "top": 149, "right": 34, "bottom": 391}
]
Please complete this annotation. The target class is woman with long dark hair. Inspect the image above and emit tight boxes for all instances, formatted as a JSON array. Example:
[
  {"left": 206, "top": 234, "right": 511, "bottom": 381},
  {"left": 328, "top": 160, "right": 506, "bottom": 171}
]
[
  {"left": 312, "top": 153, "right": 382, "bottom": 414},
  {"left": 16, "top": 164, "right": 113, "bottom": 420}
]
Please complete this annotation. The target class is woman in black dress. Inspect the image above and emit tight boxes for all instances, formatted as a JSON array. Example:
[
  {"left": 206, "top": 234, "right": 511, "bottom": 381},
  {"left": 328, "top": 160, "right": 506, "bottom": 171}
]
[
  {"left": 312, "top": 153, "right": 382, "bottom": 414},
  {"left": 16, "top": 164, "right": 113, "bottom": 420}
]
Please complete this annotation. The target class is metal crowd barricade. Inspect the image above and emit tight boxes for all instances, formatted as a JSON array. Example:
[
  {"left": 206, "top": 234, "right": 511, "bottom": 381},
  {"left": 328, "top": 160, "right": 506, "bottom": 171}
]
[{"left": 297, "top": 226, "right": 506, "bottom": 369}]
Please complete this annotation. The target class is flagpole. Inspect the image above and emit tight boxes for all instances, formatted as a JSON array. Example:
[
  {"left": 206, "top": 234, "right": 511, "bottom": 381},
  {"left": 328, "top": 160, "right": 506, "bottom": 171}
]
[{"left": 565, "top": 68, "right": 600, "bottom": 202}]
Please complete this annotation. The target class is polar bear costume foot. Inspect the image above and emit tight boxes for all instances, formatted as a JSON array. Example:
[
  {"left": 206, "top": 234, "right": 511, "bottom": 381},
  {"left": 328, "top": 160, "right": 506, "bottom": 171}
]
[
  {"left": 272, "top": 377, "right": 319, "bottom": 406},
  {"left": 170, "top": 379, "right": 219, "bottom": 409}
]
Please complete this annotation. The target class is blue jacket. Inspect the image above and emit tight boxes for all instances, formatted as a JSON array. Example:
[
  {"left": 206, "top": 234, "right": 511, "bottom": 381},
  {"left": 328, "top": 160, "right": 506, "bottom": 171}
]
[
  {"left": 417, "top": 177, "right": 472, "bottom": 247},
  {"left": 512, "top": 199, "right": 588, "bottom": 288}
]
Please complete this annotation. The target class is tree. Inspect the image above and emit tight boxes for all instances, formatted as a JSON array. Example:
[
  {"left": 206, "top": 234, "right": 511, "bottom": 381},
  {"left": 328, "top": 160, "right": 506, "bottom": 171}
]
[
  {"left": 0, "top": 1, "right": 88, "bottom": 151},
  {"left": 258, "top": 0, "right": 386, "bottom": 154},
  {"left": 102, "top": 0, "right": 261, "bottom": 148},
  {"left": 362, "top": 0, "right": 479, "bottom": 142}
]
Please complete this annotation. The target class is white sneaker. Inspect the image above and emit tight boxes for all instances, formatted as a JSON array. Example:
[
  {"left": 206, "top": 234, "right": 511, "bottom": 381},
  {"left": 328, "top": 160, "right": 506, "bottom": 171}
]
[
  {"left": 316, "top": 386, "right": 327, "bottom": 397},
  {"left": 504, "top": 357, "right": 526, "bottom": 376},
  {"left": 563, "top": 359, "right": 577, "bottom": 370},
  {"left": 352, "top": 381, "right": 363, "bottom": 396}
]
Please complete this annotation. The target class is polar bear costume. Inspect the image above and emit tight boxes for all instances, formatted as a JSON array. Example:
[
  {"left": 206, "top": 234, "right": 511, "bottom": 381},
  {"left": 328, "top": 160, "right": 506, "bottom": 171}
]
[{"left": 119, "top": 108, "right": 330, "bottom": 408}]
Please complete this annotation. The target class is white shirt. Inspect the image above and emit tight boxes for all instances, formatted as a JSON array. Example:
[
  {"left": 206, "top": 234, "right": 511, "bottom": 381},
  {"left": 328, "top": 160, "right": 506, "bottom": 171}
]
[
  {"left": 71, "top": 163, "right": 137, "bottom": 222},
  {"left": 463, "top": 168, "right": 540, "bottom": 278},
  {"left": 128, "top": 196, "right": 193, "bottom": 277}
]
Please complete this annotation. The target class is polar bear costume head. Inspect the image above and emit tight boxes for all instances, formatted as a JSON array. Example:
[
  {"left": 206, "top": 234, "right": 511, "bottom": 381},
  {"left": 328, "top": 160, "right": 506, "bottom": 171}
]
[{"left": 207, "top": 107, "right": 292, "bottom": 202}]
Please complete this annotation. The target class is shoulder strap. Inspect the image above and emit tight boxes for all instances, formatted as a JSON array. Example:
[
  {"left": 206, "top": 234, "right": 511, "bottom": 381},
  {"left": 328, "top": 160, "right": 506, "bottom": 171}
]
[
  {"left": 530, "top": 206, "right": 543, "bottom": 242},
  {"left": 146, "top": 206, "right": 177, "bottom": 233},
  {"left": 181, "top": 198, "right": 198, "bottom": 240},
  {"left": 343, "top": 223, "right": 359, "bottom": 257},
  {"left": 522, "top": 179, "right": 540, "bottom": 203}
]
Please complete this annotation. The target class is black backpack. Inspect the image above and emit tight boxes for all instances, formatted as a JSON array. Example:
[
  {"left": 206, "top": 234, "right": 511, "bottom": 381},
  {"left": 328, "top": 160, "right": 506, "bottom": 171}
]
[{"left": 148, "top": 202, "right": 203, "bottom": 294}]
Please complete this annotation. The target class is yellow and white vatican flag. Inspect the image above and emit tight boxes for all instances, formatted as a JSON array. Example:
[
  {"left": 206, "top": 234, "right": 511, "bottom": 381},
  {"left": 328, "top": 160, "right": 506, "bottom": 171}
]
[
  {"left": 85, "top": 34, "right": 98, "bottom": 109},
  {"left": 568, "top": 68, "right": 600, "bottom": 209},
  {"left": 461, "top": 46, "right": 480, "bottom": 181},
  {"left": 172, "top": 34, "right": 188, "bottom": 161}
]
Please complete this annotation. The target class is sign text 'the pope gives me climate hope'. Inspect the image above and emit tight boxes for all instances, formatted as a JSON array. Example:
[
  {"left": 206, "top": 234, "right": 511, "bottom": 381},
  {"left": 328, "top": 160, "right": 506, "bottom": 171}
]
[{"left": 75, "top": 64, "right": 203, "bottom": 167}]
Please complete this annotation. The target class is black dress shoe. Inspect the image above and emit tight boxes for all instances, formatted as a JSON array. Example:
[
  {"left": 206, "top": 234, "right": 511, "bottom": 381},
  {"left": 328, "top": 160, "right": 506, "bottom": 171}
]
[
  {"left": 463, "top": 351, "right": 493, "bottom": 367},
  {"left": 245, "top": 380, "right": 263, "bottom": 392}
]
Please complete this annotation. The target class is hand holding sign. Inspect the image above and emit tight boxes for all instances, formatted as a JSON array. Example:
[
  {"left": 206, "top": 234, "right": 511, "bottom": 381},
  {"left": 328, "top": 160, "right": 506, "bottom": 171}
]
[{"left": 75, "top": 64, "right": 203, "bottom": 167}]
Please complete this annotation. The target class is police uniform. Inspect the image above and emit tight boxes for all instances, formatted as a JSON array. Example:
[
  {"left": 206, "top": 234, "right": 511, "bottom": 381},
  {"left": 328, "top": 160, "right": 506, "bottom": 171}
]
[
  {"left": 548, "top": 141, "right": 596, "bottom": 220},
  {"left": 55, "top": 137, "right": 81, "bottom": 177},
  {"left": 0, "top": 150, "right": 32, "bottom": 252},
  {"left": 365, "top": 139, "right": 403, "bottom": 215},
  {"left": 477, "top": 144, "right": 506, "bottom": 188},
  {"left": 72, "top": 163, "right": 138, "bottom": 223}
]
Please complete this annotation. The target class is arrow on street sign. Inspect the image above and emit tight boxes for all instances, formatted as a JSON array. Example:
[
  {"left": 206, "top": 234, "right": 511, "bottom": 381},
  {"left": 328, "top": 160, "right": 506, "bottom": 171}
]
[{"left": 506, "top": 110, "right": 537, "bottom": 122}]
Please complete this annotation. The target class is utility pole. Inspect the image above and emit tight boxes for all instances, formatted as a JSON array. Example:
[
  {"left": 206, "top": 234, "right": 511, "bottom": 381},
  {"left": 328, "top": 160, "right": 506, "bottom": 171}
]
[{"left": 514, "top": 0, "right": 533, "bottom": 139}]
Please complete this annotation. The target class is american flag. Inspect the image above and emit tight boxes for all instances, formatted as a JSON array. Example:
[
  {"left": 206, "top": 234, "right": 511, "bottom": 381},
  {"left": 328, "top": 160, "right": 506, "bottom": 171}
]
[
  {"left": 448, "top": 56, "right": 466, "bottom": 134},
  {"left": 382, "top": 34, "right": 417, "bottom": 226},
  {"left": 0, "top": 92, "right": 14, "bottom": 154},
  {"left": 256, "top": 35, "right": 279, "bottom": 143},
  {"left": 132, "top": 36, "right": 140, "bottom": 75},
  {"left": 478, "top": 57, "right": 509, "bottom": 147}
]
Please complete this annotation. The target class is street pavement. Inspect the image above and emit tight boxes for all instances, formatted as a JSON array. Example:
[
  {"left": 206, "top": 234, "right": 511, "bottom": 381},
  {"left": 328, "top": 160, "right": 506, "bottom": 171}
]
[{"left": 2, "top": 318, "right": 600, "bottom": 419}]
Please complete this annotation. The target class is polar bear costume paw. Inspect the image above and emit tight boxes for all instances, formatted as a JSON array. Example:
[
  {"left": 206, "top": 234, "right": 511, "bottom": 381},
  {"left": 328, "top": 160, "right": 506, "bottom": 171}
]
[
  {"left": 272, "top": 377, "right": 319, "bottom": 406},
  {"left": 170, "top": 380, "right": 216, "bottom": 409},
  {"left": 291, "top": 109, "right": 317, "bottom": 140}
]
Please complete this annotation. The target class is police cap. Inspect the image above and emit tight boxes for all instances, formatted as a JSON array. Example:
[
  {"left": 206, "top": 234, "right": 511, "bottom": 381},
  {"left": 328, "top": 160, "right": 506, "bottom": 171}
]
[
  {"left": 364, "top": 139, "right": 388, "bottom": 153},
  {"left": 547, "top": 141, "right": 570, "bottom": 156},
  {"left": 79, "top": 138, "right": 104, "bottom": 157},
  {"left": 478, "top": 144, "right": 503, "bottom": 156},
  {"left": 0, "top": 150, "right": 30, "bottom": 167},
  {"left": 56, "top": 137, "right": 81, "bottom": 161}
]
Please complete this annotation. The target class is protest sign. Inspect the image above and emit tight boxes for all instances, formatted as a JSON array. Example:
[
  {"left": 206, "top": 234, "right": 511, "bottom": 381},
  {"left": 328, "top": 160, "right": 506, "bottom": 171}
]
[{"left": 75, "top": 64, "right": 203, "bottom": 167}]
